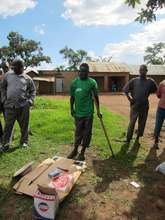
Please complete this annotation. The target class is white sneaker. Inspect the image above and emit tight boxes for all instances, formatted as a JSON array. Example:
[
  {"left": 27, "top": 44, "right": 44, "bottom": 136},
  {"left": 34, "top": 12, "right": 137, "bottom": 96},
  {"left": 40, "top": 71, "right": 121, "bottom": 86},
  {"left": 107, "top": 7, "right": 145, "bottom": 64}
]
[{"left": 21, "top": 143, "right": 29, "bottom": 149}]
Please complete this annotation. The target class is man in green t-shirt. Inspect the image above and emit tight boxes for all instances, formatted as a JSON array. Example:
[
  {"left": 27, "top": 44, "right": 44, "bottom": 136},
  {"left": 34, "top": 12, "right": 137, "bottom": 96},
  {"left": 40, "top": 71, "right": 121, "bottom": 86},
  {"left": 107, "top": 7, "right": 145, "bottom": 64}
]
[{"left": 68, "top": 63, "right": 102, "bottom": 161}]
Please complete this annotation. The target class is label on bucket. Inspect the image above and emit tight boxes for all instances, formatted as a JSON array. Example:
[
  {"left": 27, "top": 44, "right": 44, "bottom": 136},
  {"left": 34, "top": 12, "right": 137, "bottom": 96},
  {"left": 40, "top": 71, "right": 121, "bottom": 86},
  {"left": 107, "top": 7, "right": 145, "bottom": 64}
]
[{"left": 33, "top": 190, "right": 59, "bottom": 220}]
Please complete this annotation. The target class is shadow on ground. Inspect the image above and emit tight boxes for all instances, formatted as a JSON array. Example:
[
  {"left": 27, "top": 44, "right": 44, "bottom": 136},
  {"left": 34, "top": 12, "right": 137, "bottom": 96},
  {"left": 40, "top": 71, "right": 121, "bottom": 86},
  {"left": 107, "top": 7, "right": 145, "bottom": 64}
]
[
  {"left": 93, "top": 140, "right": 140, "bottom": 193},
  {"left": 0, "top": 177, "right": 33, "bottom": 220},
  {"left": 93, "top": 141, "right": 165, "bottom": 220},
  {"left": 126, "top": 148, "right": 165, "bottom": 220}
]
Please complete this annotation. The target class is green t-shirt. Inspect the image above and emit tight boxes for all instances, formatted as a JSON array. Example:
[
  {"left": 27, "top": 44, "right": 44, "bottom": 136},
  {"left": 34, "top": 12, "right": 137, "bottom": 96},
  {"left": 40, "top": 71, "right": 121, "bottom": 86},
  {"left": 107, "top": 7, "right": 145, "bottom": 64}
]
[{"left": 70, "top": 77, "right": 98, "bottom": 117}]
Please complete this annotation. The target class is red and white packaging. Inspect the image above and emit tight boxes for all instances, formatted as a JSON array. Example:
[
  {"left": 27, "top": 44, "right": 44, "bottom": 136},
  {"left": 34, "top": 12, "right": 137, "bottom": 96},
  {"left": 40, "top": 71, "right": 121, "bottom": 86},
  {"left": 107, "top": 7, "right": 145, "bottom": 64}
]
[{"left": 48, "top": 174, "right": 74, "bottom": 193}]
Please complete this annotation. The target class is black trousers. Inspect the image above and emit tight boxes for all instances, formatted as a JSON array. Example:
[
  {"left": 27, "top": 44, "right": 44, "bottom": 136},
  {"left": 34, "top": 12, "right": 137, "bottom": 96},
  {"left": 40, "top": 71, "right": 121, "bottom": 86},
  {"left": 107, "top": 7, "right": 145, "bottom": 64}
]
[
  {"left": 0, "top": 105, "right": 4, "bottom": 139},
  {"left": 75, "top": 116, "right": 93, "bottom": 148},
  {"left": 3, "top": 105, "right": 30, "bottom": 145},
  {"left": 127, "top": 103, "right": 149, "bottom": 141},
  {"left": 0, "top": 120, "right": 3, "bottom": 139}
]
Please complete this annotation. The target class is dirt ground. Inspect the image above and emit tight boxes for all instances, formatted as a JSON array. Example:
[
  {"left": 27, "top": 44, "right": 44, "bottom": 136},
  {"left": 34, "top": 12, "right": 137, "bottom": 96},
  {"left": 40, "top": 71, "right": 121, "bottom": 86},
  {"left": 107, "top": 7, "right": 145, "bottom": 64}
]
[
  {"left": 46, "top": 94, "right": 165, "bottom": 220},
  {"left": 100, "top": 94, "right": 165, "bottom": 148}
]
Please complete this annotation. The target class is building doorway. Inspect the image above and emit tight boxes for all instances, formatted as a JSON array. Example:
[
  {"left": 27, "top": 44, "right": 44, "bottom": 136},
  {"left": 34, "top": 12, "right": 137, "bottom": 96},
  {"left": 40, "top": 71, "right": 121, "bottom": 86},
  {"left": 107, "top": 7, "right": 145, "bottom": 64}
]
[
  {"left": 108, "top": 76, "right": 126, "bottom": 92},
  {"left": 56, "top": 78, "right": 63, "bottom": 93},
  {"left": 91, "top": 76, "right": 104, "bottom": 92}
]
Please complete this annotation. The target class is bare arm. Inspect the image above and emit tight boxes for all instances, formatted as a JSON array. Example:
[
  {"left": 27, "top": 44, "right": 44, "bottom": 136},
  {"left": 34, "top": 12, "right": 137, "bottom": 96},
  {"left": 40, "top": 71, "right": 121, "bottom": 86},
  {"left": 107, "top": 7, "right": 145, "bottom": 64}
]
[
  {"left": 150, "top": 80, "right": 158, "bottom": 94},
  {"left": 125, "top": 92, "right": 133, "bottom": 103},
  {"left": 157, "top": 84, "right": 161, "bottom": 99},
  {"left": 123, "top": 80, "right": 134, "bottom": 104},
  {"left": 93, "top": 89, "right": 102, "bottom": 118}
]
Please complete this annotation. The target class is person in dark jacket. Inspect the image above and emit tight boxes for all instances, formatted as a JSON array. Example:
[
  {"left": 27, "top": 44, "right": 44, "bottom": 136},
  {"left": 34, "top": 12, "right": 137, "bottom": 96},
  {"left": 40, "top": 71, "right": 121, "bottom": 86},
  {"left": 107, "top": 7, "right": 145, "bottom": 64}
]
[
  {"left": 0, "top": 58, "right": 36, "bottom": 152},
  {"left": 123, "top": 64, "right": 157, "bottom": 145}
]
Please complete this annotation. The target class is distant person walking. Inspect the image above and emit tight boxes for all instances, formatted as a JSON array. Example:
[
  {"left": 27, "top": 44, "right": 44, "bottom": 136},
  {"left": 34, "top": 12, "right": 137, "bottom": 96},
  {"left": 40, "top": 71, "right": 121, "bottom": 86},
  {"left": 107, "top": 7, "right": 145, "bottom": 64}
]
[
  {"left": 153, "top": 80, "right": 165, "bottom": 149},
  {"left": 68, "top": 63, "right": 102, "bottom": 161},
  {"left": 0, "top": 58, "right": 36, "bottom": 152},
  {"left": 123, "top": 65, "right": 157, "bottom": 145}
]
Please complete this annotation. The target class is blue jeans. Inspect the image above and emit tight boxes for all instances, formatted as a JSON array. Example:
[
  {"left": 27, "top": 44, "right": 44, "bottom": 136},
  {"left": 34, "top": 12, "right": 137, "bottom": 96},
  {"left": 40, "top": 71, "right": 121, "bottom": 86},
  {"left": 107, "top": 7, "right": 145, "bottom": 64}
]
[{"left": 154, "top": 107, "right": 165, "bottom": 142}]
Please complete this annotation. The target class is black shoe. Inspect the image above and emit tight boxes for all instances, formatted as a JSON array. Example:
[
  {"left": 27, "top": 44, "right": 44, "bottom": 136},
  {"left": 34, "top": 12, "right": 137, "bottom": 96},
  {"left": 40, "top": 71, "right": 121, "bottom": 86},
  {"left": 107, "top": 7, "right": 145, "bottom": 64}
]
[
  {"left": 67, "top": 149, "right": 78, "bottom": 159},
  {"left": 125, "top": 139, "right": 130, "bottom": 146},
  {"left": 134, "top": 138, "right": 140, "bottom": 146},
  {"left": 152, "top": 142, "right": 159, "bottom": 150},
  {"left": 0, "top": 145, "right": 9, "bottom": 153},
  {"left": 77, "top": 153, "right": 85, "bottom": 161}
]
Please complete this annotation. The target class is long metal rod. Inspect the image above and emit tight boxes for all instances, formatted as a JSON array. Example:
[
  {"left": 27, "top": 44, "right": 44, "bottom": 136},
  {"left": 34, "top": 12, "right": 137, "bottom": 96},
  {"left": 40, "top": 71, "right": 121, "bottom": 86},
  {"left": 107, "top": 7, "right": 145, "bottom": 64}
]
[
  {"left": 99, "top": 116, "right": 115, "bottom": 157},
  {"left": 93, "top": 95, "right": 115, "bottom": 157}
]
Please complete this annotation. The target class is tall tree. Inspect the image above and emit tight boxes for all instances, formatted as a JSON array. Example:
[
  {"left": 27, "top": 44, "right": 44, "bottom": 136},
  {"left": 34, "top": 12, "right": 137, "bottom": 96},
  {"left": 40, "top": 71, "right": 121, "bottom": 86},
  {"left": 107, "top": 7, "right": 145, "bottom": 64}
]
[
  {"left": 55, "top": 65, "right": 65, "bottom": 72},
  {"left": 59, "top": 46, "right": 91, "bottom": 71},
  {"left": 144, "top": 42, "right": 165, "bottom": 64},
  {"left": 125, "top": 0, "right": 165, "bottom": 23},
  {"left": 0, "top": 32, "right": 51, "bottom": 68}
]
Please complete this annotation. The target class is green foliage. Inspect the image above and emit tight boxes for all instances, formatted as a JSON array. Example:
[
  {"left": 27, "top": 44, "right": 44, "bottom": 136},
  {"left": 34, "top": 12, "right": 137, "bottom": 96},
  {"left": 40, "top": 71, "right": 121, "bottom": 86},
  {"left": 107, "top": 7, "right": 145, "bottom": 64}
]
[
  {"left": 125, "top": 0, "right": 141, "bottom": 8},
  {"left": 0, "top": 32, "right": 51, "bottom": 67},
  {"left": 144, "top": 42, "right": 165, "bottom": 65},
  {"left": 54, "top": 65, "right": 66, "bottom": 72},
  {"left": 59, "top": 46, "right": 92, "bottom": 71},
  {"left": 135, "top": 7, "right": 156, "bottom": 23},
  {"left": 125, "top": 0, "right": 165, "bottom": 23}
]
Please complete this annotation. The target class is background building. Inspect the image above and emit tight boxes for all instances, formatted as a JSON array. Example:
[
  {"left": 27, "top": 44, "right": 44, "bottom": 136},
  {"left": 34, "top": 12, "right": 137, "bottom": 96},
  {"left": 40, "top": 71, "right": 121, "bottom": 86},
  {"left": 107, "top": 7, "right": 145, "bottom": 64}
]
[
  {"left": 1, "top": 63, "right": 164, "bottom": 95},
  {"left": 129, "top": 65, "right": 165, "bottom": 85}
]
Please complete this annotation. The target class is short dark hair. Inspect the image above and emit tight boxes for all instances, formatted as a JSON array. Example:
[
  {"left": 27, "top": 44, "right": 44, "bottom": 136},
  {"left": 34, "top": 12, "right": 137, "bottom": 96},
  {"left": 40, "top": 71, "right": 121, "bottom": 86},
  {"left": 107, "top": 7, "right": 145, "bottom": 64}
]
[
  {"left": 80, "top": 63, "right": 89, "bottom": 73},
  {"left": 12, "top": 58, "right": 24, "bottom": 67},
  {"left": 140, "top": 64, "right": 148, "bottom": 71}
]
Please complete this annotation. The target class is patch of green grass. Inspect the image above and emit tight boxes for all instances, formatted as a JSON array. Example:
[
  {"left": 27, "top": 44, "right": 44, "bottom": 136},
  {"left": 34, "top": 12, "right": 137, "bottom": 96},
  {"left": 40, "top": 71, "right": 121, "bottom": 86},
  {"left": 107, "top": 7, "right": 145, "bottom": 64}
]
[{"left": 0, "top": 97, "right": 127, "bottom": 178}]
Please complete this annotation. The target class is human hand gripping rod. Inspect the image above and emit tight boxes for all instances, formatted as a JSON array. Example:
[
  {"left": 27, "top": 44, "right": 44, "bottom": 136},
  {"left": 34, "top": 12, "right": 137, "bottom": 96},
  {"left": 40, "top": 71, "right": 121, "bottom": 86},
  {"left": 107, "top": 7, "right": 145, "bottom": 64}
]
[{"left": 93, "top": 94, "right": 115, "bottom": 158}]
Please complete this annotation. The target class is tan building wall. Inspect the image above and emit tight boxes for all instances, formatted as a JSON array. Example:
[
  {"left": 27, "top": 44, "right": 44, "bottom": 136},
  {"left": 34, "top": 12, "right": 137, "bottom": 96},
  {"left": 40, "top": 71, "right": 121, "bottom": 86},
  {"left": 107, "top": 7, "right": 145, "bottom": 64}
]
[
  {"left": 58, "top": 71, "right": 130, "bottom": 93},
  {"left": 32, "top": 70, "right": 130, "bottom": 94},
  {"left": 38, "top": 81, "right": 54, "bottom": 95},
  {"left": 60, "top": 71, "right": 77, "bottom": 93},
  {"left": 30, "top": 69, "right": 165, "bottom": 94},
  {"left": 89, "top": 72, "right": 129, "bottom": 92}
]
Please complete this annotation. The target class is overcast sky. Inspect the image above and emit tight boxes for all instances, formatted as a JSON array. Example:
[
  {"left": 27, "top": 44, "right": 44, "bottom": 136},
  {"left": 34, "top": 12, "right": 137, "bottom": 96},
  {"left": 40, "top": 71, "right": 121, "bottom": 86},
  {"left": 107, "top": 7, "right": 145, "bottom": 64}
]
[{"left": 0, "top": 0, "right": 165, "bottom": 69}]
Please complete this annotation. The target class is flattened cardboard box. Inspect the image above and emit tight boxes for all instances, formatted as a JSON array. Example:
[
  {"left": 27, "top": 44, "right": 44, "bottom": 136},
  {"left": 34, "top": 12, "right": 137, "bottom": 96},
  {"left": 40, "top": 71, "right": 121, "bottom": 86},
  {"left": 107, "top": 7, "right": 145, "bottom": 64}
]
[{"left": 13, "top": 157, "right": 85, "bottom": 201}]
